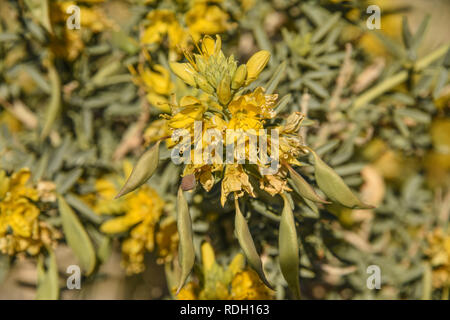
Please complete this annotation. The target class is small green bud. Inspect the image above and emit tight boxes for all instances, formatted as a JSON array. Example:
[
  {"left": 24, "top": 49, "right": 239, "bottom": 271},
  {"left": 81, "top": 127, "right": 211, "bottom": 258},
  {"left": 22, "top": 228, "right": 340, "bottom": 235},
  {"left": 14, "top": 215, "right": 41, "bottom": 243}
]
[
  {"left": 246, "top": 50, "right": 270, "bottom": 84},
  {"left": 194, "top": 74, "right": 215, "bottom": 94},
  {"left": 217, "top": 75, "right": 232, "bottom": 105},
  {"left": 170, "top": 62, "right": 196, "bottom": 87},
  {"left": 232, "top": 64, "right": 247, "bottom": 89}
]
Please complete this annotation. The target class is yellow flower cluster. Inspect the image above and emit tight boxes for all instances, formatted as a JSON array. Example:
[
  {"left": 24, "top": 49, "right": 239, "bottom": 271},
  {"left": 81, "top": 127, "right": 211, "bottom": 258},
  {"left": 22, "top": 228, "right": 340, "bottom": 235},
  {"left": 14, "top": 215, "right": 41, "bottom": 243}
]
[
  {"left": 177, "top": 242, "right": 273, "bottom": 300},
  {"left": 128, "top": 50, "right": 176, "bottom": 113},
  {"left": 140, "top": 1, "right": 233, "bottom": 57},
  {"left": 49, "top": 1, "right": 113, "bottom": 61},
  {"left": 86, "top": 163, "right": 176, "bottom": 274},
  {"left": 134, "top": 2, "right": 235, "bottom": 115},
  {"left": 165, "top": 35, "right": 307, "bottom": 205},
  {"left": 425, "top": 228, "right": 450, "bottom": 289},
  {"left": 0, "top": 169, "right": 59, "bottom": 256}
]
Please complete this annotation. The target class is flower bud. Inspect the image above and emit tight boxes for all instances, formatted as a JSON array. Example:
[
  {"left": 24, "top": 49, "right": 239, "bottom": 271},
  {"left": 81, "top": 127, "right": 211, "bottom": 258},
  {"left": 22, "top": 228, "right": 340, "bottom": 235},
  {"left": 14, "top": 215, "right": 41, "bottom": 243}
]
[
  {"left": 245, "top": 50, "right": 270, "bottom": 84},
  {"left": 169, "top": 62, "right": 196, "bottom": 87},
  {"left": 217, "top": 75, "right": 232, "bottom": 105},
  {"left": 232, "top": 64, "right": 247, "bottom": 89},
  {"left": 194, "top": 74, "right": 215, "bottom": 94}
]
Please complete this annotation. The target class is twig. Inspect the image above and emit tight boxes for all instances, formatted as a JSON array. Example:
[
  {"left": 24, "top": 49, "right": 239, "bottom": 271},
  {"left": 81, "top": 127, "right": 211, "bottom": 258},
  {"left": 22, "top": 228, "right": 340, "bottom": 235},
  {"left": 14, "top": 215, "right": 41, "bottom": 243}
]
[
  {"left": 113, "top": 89, "right": 150, "bottom": 161},
  {"left": 352, "top": 57, "right": 385, "bottom": 94},
  {"left": 299, "top": 90, "right": 310, "bottom": 143},
  {"left": 0, "top": 99, "right": 38, "bottom": 129},
  {"left": 329, "top": 43, "right": 354, "bottom": 113}
]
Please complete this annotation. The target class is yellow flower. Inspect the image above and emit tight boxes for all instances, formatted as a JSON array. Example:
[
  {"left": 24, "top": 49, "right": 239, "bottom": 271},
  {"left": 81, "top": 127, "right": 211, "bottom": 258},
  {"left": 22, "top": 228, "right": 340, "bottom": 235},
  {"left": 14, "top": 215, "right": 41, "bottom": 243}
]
[
  {"left": 259, "top": 170, "right": 292, "bottom": 197},
  {"left": 221, "top": 164, "right": 255, "bottom": 207},
  {"left": 90, "top": 177, "right": 126, "bottom": 215},
  {"left": 0, "top": 111, "right": 22, "bottom": 133},
  {"left": 143, "top": 119, "right": 172, "bottom": 146},
  {"left": 425, "top": 228, "right": 450, "bottom": 289},
  {"left": 100, "top": 185, "right": 165, "bottom": 274},
  {"left": 49, "top": 1, "right": 112, "bottom": 61},
  {"left": 165, "top": 34, "right": 307, "bottom": 206},
  {"left": 155, "top": 216, "right": 179, "bottom": 264},
  {"left": 228, "top": 87, "right": 277, "bottom": 131},
  {"left": 0, "top": 169, "right": 59, "bottom": 256},
  {"left": 177, "top": 282, "right": 199, "bottom": 300},
  {"left": 168, "top": 96, "right": 207, "bottom": 129},
  {"left": 185, "top": 2, "right": 234, "bottom": 41},
  {"left": 231, "top": 270, "right": 274, "bottom": 300},
  {"left": 176, "top": 242, "right": 273, "bottom": 300},
  {"left": 129, "top": 52, "right": 175, "bottom": 113},
  {"left": 141, "top": 9, "right": 188, "bottom": 52}
]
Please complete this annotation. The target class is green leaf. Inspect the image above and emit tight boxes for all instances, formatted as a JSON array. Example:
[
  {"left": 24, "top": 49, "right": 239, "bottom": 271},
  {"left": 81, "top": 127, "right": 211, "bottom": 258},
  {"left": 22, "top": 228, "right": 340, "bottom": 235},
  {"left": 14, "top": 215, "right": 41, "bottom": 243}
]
[
  {"left": 265, "top": 61, "right": 286, "bottom": 94},
  {"left": 279, "top": 193, "right": 301, "bottom": 299},
  {"left": 411, "top": 15, "right": 431, "bottom": 53},
  {"left": 175, "top": 188, "right": 195, "bottom": 295},
  {"left": 287, "top": 164, "right": 330, "bottom": 204},
  {"left": 309, "top": 149, "right": 373, "bottom": 209},
  {"left": 402, "top": 17, "right": 413, "bottom": 49},
  {"left": 36, "top": 249, "right": 59, "bottom": 300},
  {"left": 421, "top": 262, "right": 432, "bottom": 300},
  {"left": 234, "top": 197, "right": 273, "bottom": 289},
  {"left": 274, "top": 94, "right": 291, "bottom": 115},
  {"left": 58, "top": 195, "right": 96, "bottom": 275},
  {"left": 65, "top": 193, "right": 103, "bottom": 224},
  {"left": 25, "top": 0, "right": 53, "bottom": 34},
  {"left": 41, "top": 61, "right": 61, "bottom": 140},
  {"left": 115, "top": 141, "right": 160, "bottom": 198}
]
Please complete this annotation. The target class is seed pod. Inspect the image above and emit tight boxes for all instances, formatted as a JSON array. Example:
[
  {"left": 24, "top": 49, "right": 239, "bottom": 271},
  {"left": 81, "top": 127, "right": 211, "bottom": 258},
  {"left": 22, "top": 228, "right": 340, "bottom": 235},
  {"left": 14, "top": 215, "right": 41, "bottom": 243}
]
[
  {"left": 217, "top": 75, "right": 232, "bottom": 105},
  {"left": 232, "top": 64, "right": 247, "bottom": 89},
  {"left": 194, "top": 74, "right": 215, "bottom": 94},
  {"left": 279, "top": 193, "right": 301, "bottom": 299},
  {"left": 234, "top": 197, "right": 273, "bottom": 289},
  {"left": 246, "top": 50, "right": 270, "bottom": 84},
  {"left": 309, "top": 149, "right": 374, "bottom": 209},
  {"left": 169, "top": 62, "right": 196, "bottom": 86},
  {"left": 175, "top": 188, "right": 195, "bottom": 295},
  {"left": 287, "top": 164, "right": 330, "bottom": 204},
  {"left": 115, "top": 141, "right": 160, "bottom": 198}
]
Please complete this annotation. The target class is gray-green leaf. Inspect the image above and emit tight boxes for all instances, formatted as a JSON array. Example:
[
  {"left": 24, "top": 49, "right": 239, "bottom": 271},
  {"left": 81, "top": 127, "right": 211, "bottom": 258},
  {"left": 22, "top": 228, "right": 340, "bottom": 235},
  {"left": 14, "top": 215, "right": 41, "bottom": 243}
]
[
  {"left": 36, "top": 249, "right": 59, "bottom": 300},
  {"left": 58, "top": 195, "right": 96, "bottom": 275}
]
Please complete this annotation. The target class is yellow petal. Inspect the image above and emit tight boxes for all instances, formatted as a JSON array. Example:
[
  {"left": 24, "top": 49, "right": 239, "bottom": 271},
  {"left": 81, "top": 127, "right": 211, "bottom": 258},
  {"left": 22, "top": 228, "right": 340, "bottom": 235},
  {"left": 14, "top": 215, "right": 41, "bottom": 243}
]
[
  {"left": 201, "top": 242, "right": 216, "bottom": 271},
  {"left": 169, "top": 62, "right": 196, "bottom": 86}
]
